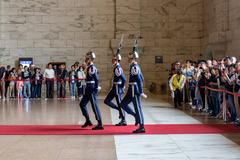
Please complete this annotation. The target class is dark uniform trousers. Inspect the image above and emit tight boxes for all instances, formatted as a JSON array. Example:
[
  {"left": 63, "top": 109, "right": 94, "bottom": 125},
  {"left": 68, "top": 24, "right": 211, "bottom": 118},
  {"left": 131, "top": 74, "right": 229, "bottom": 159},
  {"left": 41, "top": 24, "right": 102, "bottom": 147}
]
[
  {"left": 120, "top": 85, "right": 144, "bottom": 125},
  {"left": 104, "top": 86, "right": 125, "bottom": 119},
  {"left": 79, "top": 63, "right": 102, "bottom": 126},
  {"left": 80, "top": 87, "right": 102, "bottom": 123}
]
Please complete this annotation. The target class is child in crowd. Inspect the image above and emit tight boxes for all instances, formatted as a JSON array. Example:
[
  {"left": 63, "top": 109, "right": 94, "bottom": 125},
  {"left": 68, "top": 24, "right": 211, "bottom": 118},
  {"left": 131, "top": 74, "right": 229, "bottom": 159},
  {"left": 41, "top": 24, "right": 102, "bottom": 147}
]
[
  {"left": 17, "top": 76, "right": 24, "bottom": 99},
  {"left": 9, "top": 68, "right": 17, "bottom": 99}
]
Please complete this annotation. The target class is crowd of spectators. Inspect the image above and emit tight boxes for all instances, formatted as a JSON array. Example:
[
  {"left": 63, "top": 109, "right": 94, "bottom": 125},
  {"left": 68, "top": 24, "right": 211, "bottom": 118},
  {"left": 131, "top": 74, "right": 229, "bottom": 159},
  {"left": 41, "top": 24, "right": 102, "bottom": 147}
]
[
  {"left": 169, "top": 56, "right": 240, "bottom": 124},
  {"left": 0, "top": 62, "right": 86, "bottom": 100}
]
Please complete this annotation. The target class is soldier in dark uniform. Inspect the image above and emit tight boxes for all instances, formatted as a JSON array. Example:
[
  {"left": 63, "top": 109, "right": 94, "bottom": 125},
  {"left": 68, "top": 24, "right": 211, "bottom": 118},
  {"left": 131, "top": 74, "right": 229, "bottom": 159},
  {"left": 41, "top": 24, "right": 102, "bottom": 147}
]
[
  {"left": 79, "top": 51, "right": 104, "bottom": 130},
  {"left": 120, "top": 51, "right": 147, "bottom": 133},
  {"left": 104, "top": 53, "right": 127, "bottom": 126}
]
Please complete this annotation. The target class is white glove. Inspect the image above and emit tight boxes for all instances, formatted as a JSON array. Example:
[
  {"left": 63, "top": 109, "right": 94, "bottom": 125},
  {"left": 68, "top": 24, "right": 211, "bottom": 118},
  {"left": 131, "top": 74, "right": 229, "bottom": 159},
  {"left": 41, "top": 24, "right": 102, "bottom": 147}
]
[{"left": 141, "top": 93, "right": 148, "bottom": 98}]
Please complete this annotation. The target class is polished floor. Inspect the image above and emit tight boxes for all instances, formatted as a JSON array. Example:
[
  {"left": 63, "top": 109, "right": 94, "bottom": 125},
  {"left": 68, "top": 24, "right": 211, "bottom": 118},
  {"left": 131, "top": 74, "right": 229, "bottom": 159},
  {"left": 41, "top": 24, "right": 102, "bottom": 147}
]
[{"left": 0, "top": 96, "right": 239, "bottom": 160}]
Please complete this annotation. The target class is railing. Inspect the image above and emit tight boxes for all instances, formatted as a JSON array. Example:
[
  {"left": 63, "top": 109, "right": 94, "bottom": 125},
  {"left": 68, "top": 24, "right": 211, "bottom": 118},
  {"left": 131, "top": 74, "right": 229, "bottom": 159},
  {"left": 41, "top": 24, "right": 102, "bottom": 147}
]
[
  {"left": 0, "top": 78, "right": 85, "bottom": 83},
  {"left": 181, "top": 82, "right": 240, "bottom": 123},
  {"left": 201, "top": 86, "right": 240, "bottom": 123}
]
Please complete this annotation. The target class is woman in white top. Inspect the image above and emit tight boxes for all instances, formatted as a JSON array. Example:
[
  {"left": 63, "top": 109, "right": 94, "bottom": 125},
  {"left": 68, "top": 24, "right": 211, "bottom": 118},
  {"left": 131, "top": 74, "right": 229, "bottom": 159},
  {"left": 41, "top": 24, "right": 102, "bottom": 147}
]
[{"left": 44, "top": 63, "right": 55, "bottom": 99}]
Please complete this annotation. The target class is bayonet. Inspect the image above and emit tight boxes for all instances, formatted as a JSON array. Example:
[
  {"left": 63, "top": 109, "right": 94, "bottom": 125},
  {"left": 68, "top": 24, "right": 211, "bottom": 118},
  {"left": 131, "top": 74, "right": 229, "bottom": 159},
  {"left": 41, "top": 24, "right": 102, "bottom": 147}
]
[{"left": 116, "top": 34, "right": 124, "bottom": 55}]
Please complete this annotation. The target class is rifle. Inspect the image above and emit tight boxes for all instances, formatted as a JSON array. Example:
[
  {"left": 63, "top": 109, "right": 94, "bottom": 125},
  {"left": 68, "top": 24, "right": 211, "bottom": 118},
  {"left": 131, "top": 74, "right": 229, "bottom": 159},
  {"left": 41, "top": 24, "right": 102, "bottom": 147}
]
[
  {"left": 116, "top": 34, "right": 124, "bottom": 55},
  {"left": 132, "top": 38, "right": 138, "bottom": 53}
]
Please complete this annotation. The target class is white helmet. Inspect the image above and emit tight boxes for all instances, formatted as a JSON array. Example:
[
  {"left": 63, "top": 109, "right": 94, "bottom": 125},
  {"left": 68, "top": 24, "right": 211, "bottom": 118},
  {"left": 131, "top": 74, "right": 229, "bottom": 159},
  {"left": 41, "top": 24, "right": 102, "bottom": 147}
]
[
  {"left": 129, "top": 51, "right": 139, "bottom": 59},
  {"left": 113, "top": 54, "right": 122, "bottom": 61},
  {"left": 86, "top": 51, "right": 96, "bottom": 60}
]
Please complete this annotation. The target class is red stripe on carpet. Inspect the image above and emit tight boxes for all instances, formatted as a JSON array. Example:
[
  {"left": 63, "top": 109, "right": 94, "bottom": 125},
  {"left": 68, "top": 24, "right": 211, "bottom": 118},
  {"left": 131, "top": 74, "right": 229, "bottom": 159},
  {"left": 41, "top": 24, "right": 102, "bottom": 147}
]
[{"left": 0, "top": 124, "right": 239, "bottom": 135}]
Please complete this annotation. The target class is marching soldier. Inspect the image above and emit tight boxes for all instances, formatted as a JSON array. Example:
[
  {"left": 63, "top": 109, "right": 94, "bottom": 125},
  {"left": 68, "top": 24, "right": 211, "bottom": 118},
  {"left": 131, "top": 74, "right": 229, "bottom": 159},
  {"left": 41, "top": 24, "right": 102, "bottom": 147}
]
[
  {"left": 104, "top": 35, "right": 127, "bottom": 126},
  {"left": 104, "top": 53, "right": 127, "bottom": 126},
  {"left": 79, "top": 51, "right": 104, "bottom": 130},
  {"left": 120, "top": 48, "right": 147, "bottom": 133}
]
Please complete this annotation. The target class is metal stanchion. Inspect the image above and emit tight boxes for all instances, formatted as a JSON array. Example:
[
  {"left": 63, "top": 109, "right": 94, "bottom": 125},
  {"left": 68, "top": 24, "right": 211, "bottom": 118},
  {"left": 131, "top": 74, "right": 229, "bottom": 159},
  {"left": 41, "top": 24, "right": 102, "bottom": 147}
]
[
  {"left": 234, "top": 93, "right": 239, "bottom": 120},
  {"left": 182, "top": 86, "right": 185, "bottom": 110},
  {"left": 1, "top": 81, "right": 5, "bottom": 100},
  {"left": 222, "top": 91, "right": 227, "bottom": 123},
  {"left": 204, "top": 86, "right": 208, "bottom": 111}
]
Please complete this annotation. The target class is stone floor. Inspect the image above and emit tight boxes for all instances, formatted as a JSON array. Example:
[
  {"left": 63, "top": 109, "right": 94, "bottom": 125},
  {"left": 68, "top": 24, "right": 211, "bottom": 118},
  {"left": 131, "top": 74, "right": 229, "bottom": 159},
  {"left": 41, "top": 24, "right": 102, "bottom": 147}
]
[{"left": 0, "top": 96, "right": 239, "bottom": 160}]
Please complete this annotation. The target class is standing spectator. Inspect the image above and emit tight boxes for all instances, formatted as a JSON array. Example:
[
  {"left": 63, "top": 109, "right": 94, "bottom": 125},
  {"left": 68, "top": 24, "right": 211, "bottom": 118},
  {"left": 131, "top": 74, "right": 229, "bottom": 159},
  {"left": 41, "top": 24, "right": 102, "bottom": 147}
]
[
  {"left": 182, "top": 60, "right": 194, "bottom": 103},
  {"left": 223, "top": 64, "right": 237, "bottom": 122},
  {"left": 16, "top": 76, "right": 24, "bottom": 99},
  {"left": 76, "top": 65, "right": 86, "bottom": 99},
  {"left": 169, "top": 69, "right": 187, "bottom": 108},
  {"left": 212, "top": 59, "right": 218, "bottom": 67},
  {"left": 17, "top": 64, "right": 24, "bottom": 76},
  {"left": 33, "top": 68, "right": 43, "bottom": 98},
  {"left": 29, "top": 64, "right": 36, "bottom": 98},
  {"left": 22, "top": 66, "right": 31, "bottom": 99},
  {"left": 4, "top": 65, "right": 11, "bottom": 99},
  {"left": 206, "top": 60, "right": 213, "bottom": 68},
  {"left": 224, "top": 56, "right": 232, "bottom": 67},
  {"left": 74, "top": 61, "right": 80, "bottom": 71},
  {"left": 9, "top": 68, "right": 17, "bottom": 99},
  {"left": 53, "top": 65, "right": 58, "bottom": 74},
  {"left": 236, "top": 61, "right": 240, "bottom": 104},
  {"left": 44, "top": 63, "right": 55, "bottom": 99},
  {"left": 53, "top": 64, "right": 58, "bottom": 96},
  {"left": 69, "top": 65, "right": 76, "bottom": 99},
  {"left": 0, "top": 65, "right": 5, "bottom": 99},
  {"left": 208, "top": 68, "right": 221, "bottom": 117},
  {"left": 56, "top": 64, "right": 67, "bottom": 98},
  {"left": 16, "top": 64, "right": 24, "bottom": 98},
  {"left": 196, "top": 62, "right": 208, "bottom": 110}
]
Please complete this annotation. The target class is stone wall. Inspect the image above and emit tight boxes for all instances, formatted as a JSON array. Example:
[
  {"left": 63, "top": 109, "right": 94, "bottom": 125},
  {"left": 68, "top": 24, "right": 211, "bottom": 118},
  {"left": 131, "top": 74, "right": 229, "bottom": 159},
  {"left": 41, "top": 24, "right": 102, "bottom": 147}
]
[
  {"left": 113, "top": 0, "right": 203, "bottom": 94},
  {"left": 202, "top": 0, "right": 240, "bottom": 59},
  {"left": 0, "top": 0, "right": 203, "bottom": 93},
  {"left": 0, "top": 0, "right": 115, "bottom": 91},
  {"left": 139, "top": 0, "right": 203, "bottom": 93}
]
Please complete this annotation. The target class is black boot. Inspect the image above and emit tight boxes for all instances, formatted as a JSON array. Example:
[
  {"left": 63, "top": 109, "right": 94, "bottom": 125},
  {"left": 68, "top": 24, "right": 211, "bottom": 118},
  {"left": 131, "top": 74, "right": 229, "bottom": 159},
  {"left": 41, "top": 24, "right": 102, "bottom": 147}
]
[
  {"left": 81, "top": 120, "right": 93, "bottom": 128},
  {"left": 236, "top": 122, "right": 240, "bottom": 127},
  {"left": 92, "top": 121, "right": 104, "bottom": 130},
  {"left": 115, "top": 119, "right": 127, "bottom": 126},
  {"left": 133, "top": 125, "right": 145, "bottom": 133}
]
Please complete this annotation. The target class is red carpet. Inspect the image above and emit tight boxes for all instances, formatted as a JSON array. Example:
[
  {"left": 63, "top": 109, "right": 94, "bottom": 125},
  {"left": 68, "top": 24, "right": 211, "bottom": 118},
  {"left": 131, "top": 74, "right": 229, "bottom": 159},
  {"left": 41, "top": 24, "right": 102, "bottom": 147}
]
[{"left": 0, "top": 124, "right": 239, "bottom": 135}]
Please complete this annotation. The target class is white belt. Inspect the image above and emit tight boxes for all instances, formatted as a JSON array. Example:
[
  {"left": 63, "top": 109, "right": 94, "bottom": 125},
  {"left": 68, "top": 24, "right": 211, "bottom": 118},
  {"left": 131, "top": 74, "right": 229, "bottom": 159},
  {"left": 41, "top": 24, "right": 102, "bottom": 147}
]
[
  {"left": 113, "top": 82, "right": 122, "bottom": 85},
  {"left": 129, "top": 82, "right": 137, "bottom": 85},
  {"left": 129, "top": 82, "right": 137, "bottom": 97},
  {"left": 86, "top": 81, "right": 95, "bottom": 84}
]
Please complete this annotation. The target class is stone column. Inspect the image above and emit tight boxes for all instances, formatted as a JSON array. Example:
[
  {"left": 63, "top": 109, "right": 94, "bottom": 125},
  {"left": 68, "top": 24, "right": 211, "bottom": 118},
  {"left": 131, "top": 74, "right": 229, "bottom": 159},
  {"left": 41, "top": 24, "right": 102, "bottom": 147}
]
[{"left": 202, "top": 0, "right": 231, "bottom": 59}]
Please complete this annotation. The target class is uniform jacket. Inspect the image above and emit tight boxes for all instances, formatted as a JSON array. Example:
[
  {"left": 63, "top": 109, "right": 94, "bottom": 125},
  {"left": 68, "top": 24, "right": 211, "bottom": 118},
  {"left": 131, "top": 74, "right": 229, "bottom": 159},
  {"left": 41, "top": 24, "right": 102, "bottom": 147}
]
[
  {"left": 127, "top": 62, "right": 144, "bottom": 96},
  {"left": 85, "top": 64, "right": 99, "bottom": 94},
  {"left": 112, "top": 64, "right": 126, "bottom": 94}
]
